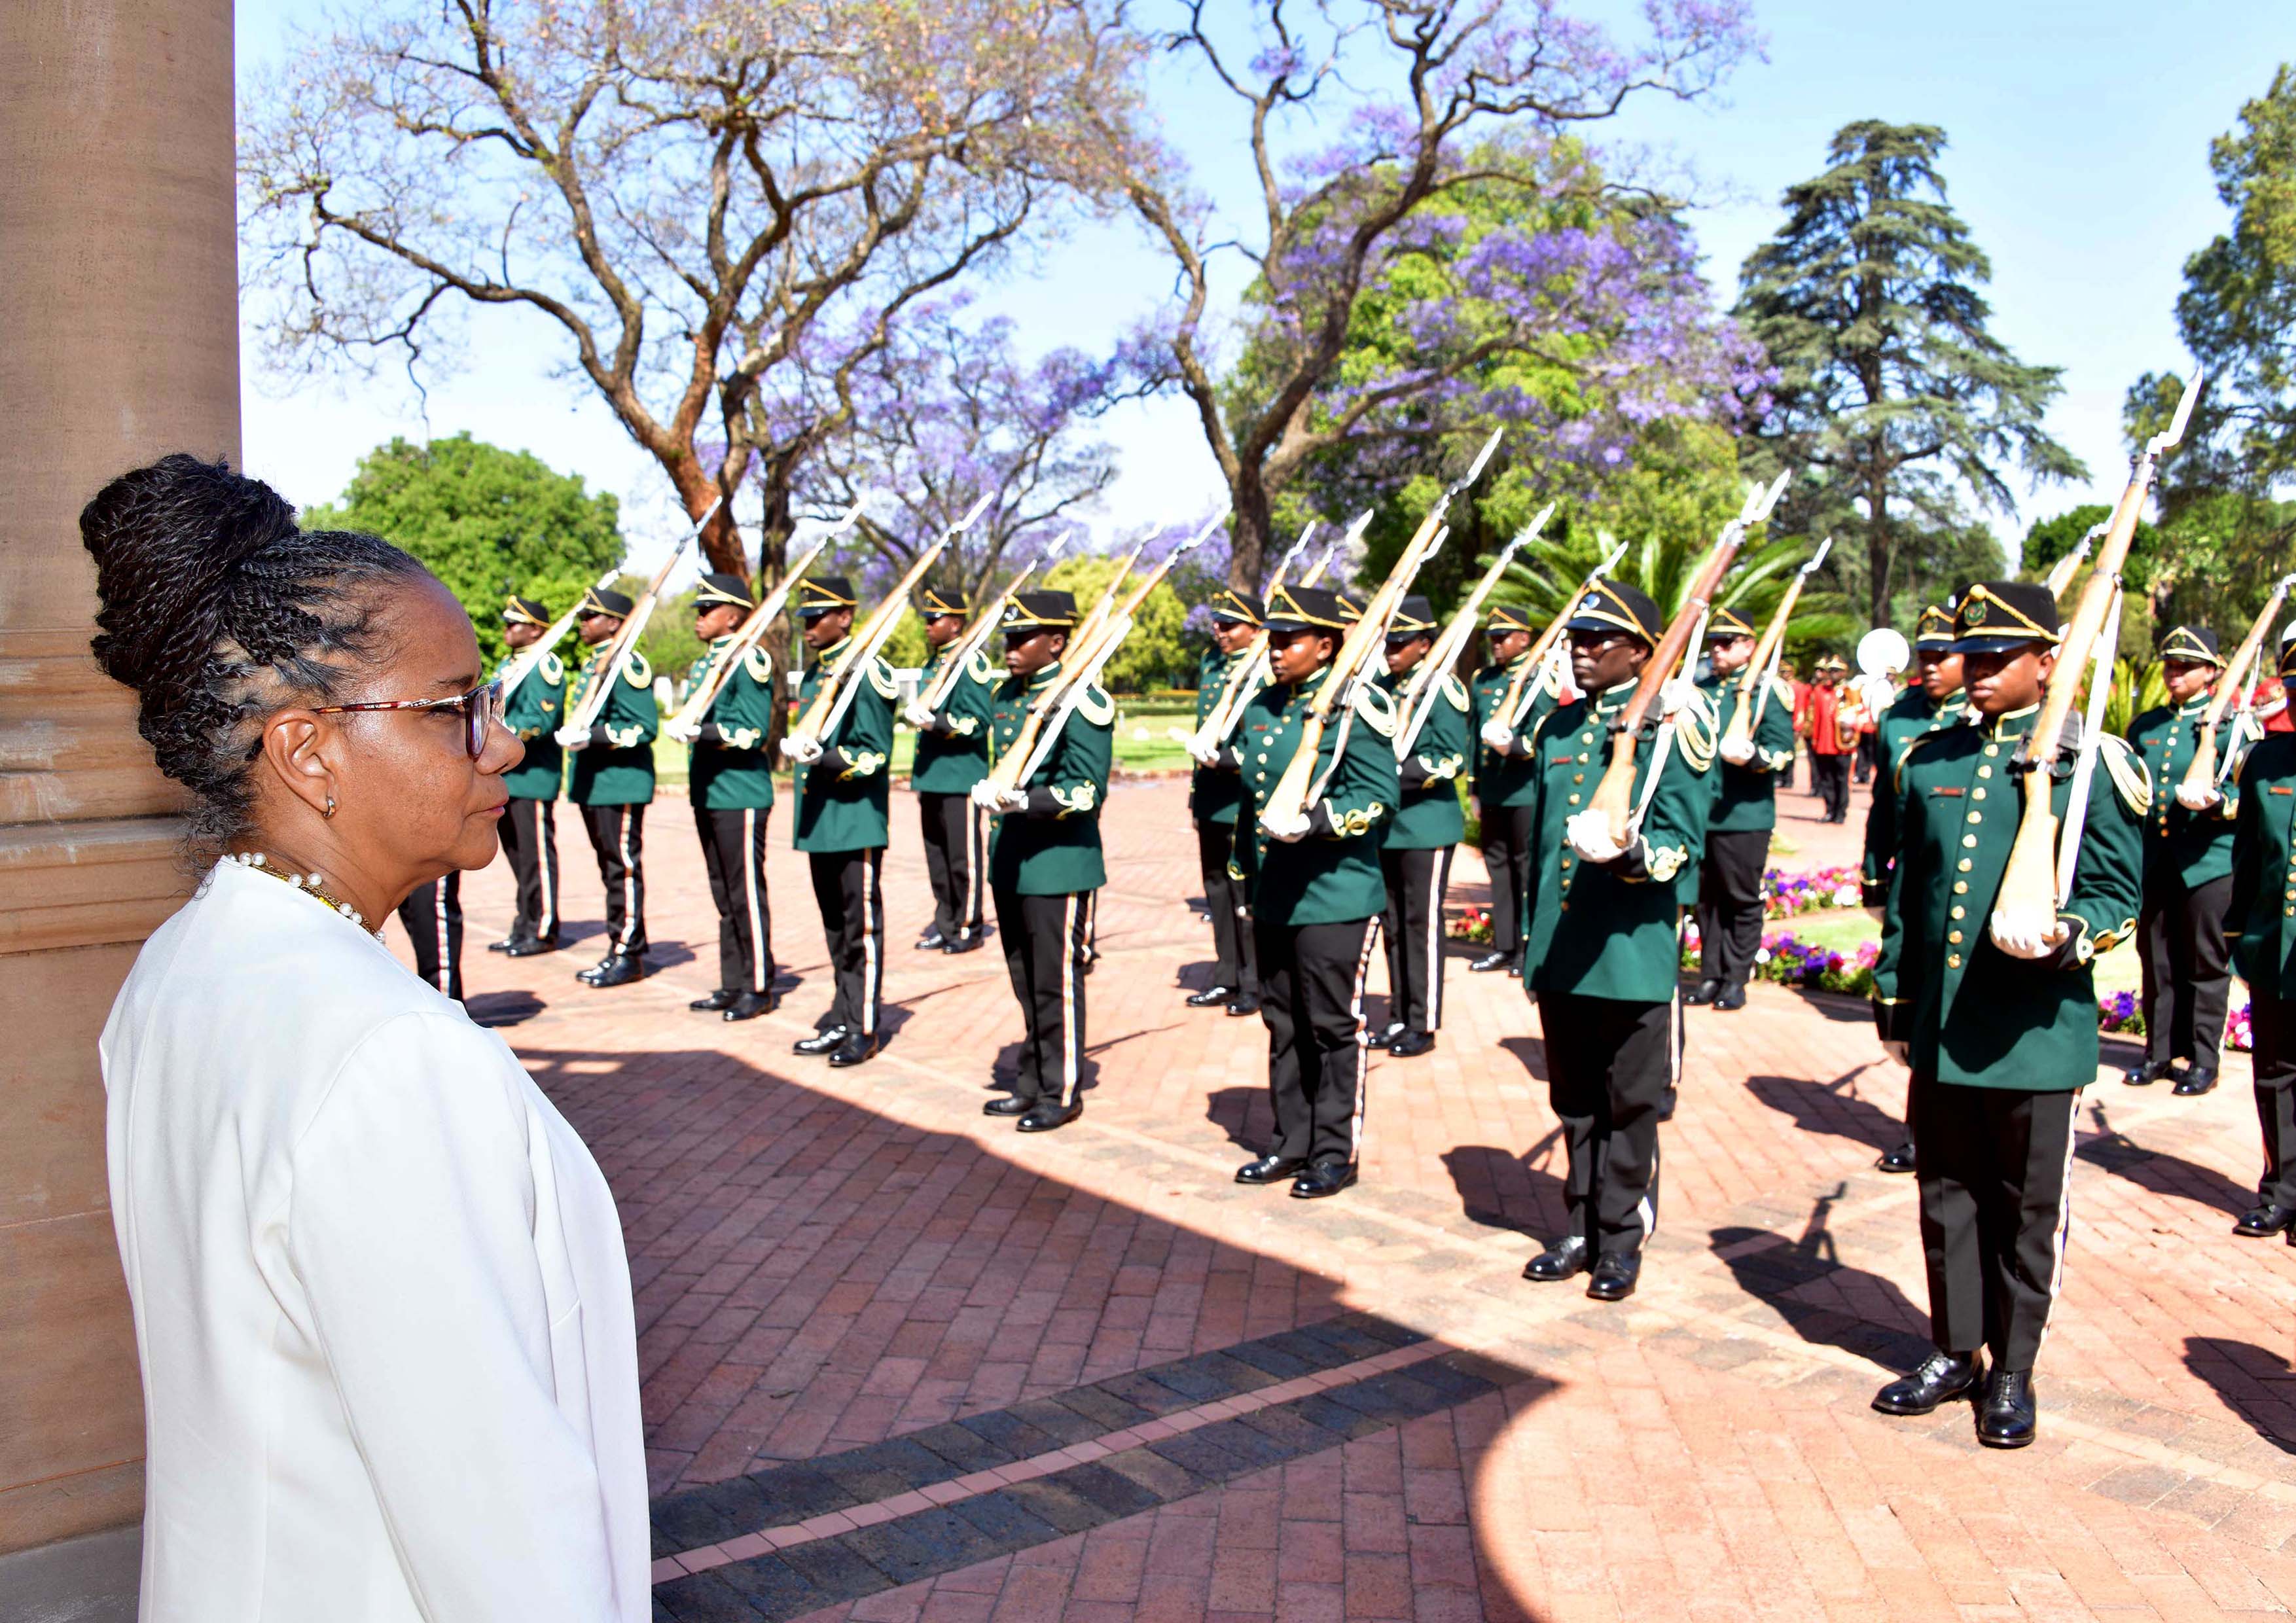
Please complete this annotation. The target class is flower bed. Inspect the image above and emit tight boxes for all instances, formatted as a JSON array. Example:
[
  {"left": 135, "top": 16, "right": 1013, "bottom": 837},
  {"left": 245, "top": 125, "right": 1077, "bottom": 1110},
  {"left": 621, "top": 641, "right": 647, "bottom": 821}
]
[
  {"left": 1449, "top": 903, "right": 1494, "bottom": 944},
  {"left": 1765, "top": 865, "right": 1864, "bottom": 919}
]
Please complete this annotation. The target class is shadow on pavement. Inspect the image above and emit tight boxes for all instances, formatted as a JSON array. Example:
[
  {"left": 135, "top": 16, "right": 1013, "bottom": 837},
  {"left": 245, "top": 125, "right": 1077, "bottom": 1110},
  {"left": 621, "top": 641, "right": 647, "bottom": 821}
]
[
  {"left": 2077, "top": 1099, "right": 2259, "bottom": 1218},
  {"left": 1746, "top": 1069, "right": 1906, "bottom": 1154},
  {"left": 2184, "top": 1336, "right": 2296, "bottom": 1455},
  {"left": 1205, "top": 1084, "right": 1272, "bottom": 1154},
  {"left": 1710, "top": 1186, "right": 1931, "bottom": 1372},
  {"left": 1441, "top": 1138, "right": 1566, "bottom": 1239}
]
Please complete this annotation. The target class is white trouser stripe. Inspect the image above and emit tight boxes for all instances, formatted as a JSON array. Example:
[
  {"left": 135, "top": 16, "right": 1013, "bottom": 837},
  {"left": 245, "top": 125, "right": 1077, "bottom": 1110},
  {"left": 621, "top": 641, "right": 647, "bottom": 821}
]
[
  {"left": 616, "top": 809, "right": 639, "bottom": 952},
  {"left": 860, "top": 849, "right": 880, "bottom": 1034},
  {"left": 1060, "top": 892, "right": 1079, "bottom": 1104},
  {"left": 1348, "top": 919, "right": 1380, "bottom": 1164},
  {"left": 964, "top": 804, "right": 985, "bottom": 936},
  {"left": 742, "top": 809, "right": 766, "bottom": 992},
  {"left": 1424, "top": 851, "right": 1445, "bottom": 1031},
  {"left": 535, "top": 804, "right": 555, "bottom": 937}
]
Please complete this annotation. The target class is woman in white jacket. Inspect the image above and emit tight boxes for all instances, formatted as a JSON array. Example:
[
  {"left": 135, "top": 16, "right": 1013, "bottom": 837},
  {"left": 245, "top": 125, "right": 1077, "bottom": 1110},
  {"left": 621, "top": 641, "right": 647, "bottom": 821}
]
[{"left": 81, "top": 454, "right": 647, "bottom": 1622}]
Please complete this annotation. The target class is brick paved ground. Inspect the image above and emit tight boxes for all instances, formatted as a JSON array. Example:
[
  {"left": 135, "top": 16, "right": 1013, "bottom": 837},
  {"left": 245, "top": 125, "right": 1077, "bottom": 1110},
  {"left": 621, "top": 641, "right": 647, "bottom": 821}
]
[{"left": 408, "top": 766, "right": 2296, "bottom": 1622}]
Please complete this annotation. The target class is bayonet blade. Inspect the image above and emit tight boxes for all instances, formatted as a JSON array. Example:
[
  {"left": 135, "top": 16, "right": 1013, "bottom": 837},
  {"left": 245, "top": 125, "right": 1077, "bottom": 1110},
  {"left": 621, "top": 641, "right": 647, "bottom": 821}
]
[
  {"left": 1457, "top": 428, "right": 1503, "bottom": 491},
  {"left": 952, "top": 490, "right": 996, "bottom": 532},
  {"left": 2151, "top": 367, "right": 2206, "bottom": 455},
  {"left": 1801, "top": 535, "right": 1833, "bottom": 575}
]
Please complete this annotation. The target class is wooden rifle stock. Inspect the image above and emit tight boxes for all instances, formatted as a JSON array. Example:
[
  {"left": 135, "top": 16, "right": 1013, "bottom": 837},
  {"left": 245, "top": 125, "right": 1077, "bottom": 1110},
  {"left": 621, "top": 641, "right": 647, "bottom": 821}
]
[
  {"left": 502, "top": 565, "right": 621, "bottom": 703},
  {"left": 670, "top": 503, "right": 867, "bottom": 734},
  {"left": 1499, "top": 535, "right": 1631, "bottom": 732},
  {"left": 1398, "top": 504, "right": 1554, "bottom": 758},
  {"left": 2179, "top": 571, "right": 2294, "bottom": 799},
  {"left": 564, "top": 508, "right": 713, "bottom": 733},
  {"left": 789, "top": 537, "right": 956, "bottom": 745},
  {"left": 1725, "top": 537, "right": 1831, "bottom": 747}
]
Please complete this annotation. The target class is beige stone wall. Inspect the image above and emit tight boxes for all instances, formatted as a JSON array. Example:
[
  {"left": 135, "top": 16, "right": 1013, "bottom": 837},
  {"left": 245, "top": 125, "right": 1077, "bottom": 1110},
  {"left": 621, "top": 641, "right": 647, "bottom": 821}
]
[{"left": 0, "top": 0, "right": 238, "bottom": 1554}]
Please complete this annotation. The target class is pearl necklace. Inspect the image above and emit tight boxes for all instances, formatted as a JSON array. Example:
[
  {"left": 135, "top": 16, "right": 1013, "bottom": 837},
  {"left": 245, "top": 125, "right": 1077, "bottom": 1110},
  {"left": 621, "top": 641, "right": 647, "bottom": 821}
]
[{"left": 226, "top": 851, "right": 382, "bottom": 939}]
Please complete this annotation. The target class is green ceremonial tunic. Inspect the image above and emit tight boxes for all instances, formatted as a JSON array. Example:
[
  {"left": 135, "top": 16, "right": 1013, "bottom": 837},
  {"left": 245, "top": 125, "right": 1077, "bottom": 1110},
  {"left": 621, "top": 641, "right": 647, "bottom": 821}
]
[
  {"left": 1469, "top": 655, "right": 1543, "bottom": 810},
  {"left": 911, "top": 645, "right": 997, "bottom": 795},
  {"left": 2225, "top": 733, "right": 2296, "bottom": 1001},
  {"left": 1230, "top": 666, "right": 1400, "bottom": 927},
  {"left": 1189, "top": 644, "right": 1253, "bottom": 827},
  {"left": 985, "top": 662, "right": 1113, "bottom": 895},
  {"left": 1873, "top": 704, "right": 2147, "bottom": 1090},
  {"left": 565, "top": 647, "right": 658, "bottom": 808},
  {"left": 2128, "top": 696, "right": 2238, "bottom": 889},
  {"left": 499, "top": 649, "right": 565, "bottom": 802},
  {"left": 1861, "top": 686, "right": 1966, "bottom": 904},
  {"left": 1696, "top": 669, "right": 1797, "bottom": 834},
  {"left": 793, "top": 637, "right": 895, "bottom": 853},
  {"left": 1378, "top": 668, "right": 1468, "bottom": 850},
  {"left": 1520, "top": 680, "right": 1712, "bottom": 1005},
  {"left": 683, "top": 635, "right": 776, "bottom": 812}
]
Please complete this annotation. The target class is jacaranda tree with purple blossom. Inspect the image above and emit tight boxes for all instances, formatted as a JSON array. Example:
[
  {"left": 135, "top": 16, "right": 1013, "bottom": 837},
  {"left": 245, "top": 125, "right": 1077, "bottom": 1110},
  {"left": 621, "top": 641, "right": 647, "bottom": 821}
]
[{"left": 1083, "top": 0, "right": 1762, "bottom": 588}]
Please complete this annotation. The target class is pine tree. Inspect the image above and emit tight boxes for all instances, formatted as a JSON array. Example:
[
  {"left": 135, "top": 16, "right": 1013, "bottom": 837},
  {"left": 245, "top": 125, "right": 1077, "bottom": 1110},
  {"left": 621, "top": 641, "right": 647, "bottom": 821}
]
[{"left": 1734, "top": 122, "right": 2083, "bottom": 626}]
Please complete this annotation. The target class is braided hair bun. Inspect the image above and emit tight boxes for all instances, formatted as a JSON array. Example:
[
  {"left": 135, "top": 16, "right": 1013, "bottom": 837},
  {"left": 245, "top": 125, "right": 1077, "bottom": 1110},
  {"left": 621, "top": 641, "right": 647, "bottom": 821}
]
[{"left": 81, "top": 454, "right": 427, "bottom": 855}]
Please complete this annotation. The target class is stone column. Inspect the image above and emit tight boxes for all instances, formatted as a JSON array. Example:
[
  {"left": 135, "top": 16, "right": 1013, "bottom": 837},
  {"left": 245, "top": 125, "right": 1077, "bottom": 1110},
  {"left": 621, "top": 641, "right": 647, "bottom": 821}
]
[{"left": 0, "top": 0, "right": 238, "bottom": 1554}]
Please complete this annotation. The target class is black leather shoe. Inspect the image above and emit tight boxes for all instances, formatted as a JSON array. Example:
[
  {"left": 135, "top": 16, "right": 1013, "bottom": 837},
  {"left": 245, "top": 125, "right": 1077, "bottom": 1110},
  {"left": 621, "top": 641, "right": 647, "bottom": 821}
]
[
  {"left": 1871, "top": 1351, "right": 1981, "bottom": 1416},
  {"left": 1467, "top": 952, "right": 1511, "bottom": 974},
  {"left": 1367, "top": 1022, "right": 1405, "bottom": 1050},
  {"left": 1386, "top": 1029, "right": 1436, "bottom": 1059},
  {"left": 504, "top": 936, "right": 559, "bottom": 957},
  {"left": 1713, "top": 984, "right": 1748, "bottom": 1012},
  {"left": 488, "top": 935, "right": 523, "bottom": 953},
  {"left": 586, "top": 954, "right": 645, "bottom": 988},
  {"left": 1977, "top": 1366, "right": 2037, "bottom": 1448},
  {"left": 1225, "top": 995, "right": 1261, "bottom": 1017},
  {"left": 942, "top": 936, "right": 986, "bottom": 954},
  {"left": 1186, "top": 985, "right": 1237, "bottom": 1008},
  {"left": 2173, "top": 1064, "right": 2219, "bottom": 1097},
  {"left": 1585, "top": 1252, "right": 1641, "bottom": 1302},
  {"left": 1875, "top": 1140, "right": 1918, "bottom": 1175},
  {"left": 575, "top": 957, "right": 611, "bottom": 984},
  {"left": 983, "top": 1095, "right": 1031, "bottom": 1117},
  {"left": 722, "top": 990, "right": 776, "bottom": 1022},
  {"left": 2235, "top": 1202, "right": 2296, "bottom": 1238},
  {"left": 1522, "top": 1236, "right": 1589, "bottom": 1282},
  {"left": 1682, "top": 978, "right": 1722, "bottom": 1007},
  {"left": 691, "top": 989, "right": 736, "bottom": 1012},
  {"left": 916, "top": 929, "right": 946, "bottom": 951},
  {"left": 2123, "top": 1060, "right": 2168, "bottom": 1087},
  {"left": 827, "top": 1033, "right": 880, "bottom": 1068},
  {"left": 1236, "top": 1153, "right": 1306, "bottom": 1185},
  {"left": 793, "top": 1026, "right": 850, "bottom": 1056},
  {"left": 1017, "top": 1101, "right": 1081, "bottom": 1132},
  {"left": 1290, "top": 1158, "right": 1357, "bottom": 1198}
]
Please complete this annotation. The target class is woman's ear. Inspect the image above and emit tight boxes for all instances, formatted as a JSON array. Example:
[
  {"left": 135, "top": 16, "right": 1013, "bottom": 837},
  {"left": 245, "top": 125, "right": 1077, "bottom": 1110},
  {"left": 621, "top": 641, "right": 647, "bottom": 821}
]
[{"left": 260, "top": 711, "right": 339, "bottom": 821}]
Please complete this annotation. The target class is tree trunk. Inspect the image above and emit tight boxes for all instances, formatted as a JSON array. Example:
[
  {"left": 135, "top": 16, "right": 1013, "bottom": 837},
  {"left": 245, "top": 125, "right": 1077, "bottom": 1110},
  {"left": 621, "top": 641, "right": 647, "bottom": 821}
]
[
  {"left": 751, "top": 471, "right": 797, "bottom": 758},
  {"left": 1227, "top": 467, "right": 1273, "bottom": 592},
  {"left": 1865, "top": 471, "right": 1894, "bottom": 628}
]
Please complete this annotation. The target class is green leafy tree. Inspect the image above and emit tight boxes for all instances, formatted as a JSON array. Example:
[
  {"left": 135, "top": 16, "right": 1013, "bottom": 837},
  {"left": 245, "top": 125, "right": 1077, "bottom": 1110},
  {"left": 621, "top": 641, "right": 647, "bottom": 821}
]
[
  {"left": 1040, "top": 555, "right": 1191, "bottom": 694},
  {"left": 1734, "top": 121, "right": 2085, "bottom": 626},
  {"left": 305, "top": 433, "right": 623, "bottom": 664}
]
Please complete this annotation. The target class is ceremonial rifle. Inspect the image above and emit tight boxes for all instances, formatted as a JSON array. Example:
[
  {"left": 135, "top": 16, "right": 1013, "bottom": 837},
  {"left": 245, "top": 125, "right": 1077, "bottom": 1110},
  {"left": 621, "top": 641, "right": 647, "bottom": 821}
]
[
  {"left": 914, "top": 530, "right": 1076, "bottom": 717},
  {"left": 561, "top": 497, "right": 723, "bottom": 736},
  {"left": 664, "top": 493, "right": 872, "bottom": 740},
  {"left": 1989, "top": 369, "right": 2204, "bottom": 950},
  {"left": 501, "top": 565, "right": 622, "bottom": 704},
  {"left": 1395, "top": 504, "right": 1554, "bottom": 760},
  {"left": 2178, "top": 570, "right": 2296, "bottom": 800},
  {"left": 1257, "top": 429, "right": 1502, "bottom": 830},
  {"left": 1183, "top": 514, "right": 1369, "bottom": 757},
  {"left": 784, "top": 491, "right": 990, "bottom": 756},
  {"left": 1583, "top": 472, "right": 1791, "bottom": 846},
  {"left": 1072, "top": 535, "right": 1149, "bottom": 658},
  {"left": 1727, "top": 536, "right": 1833, "bottom": 744},
  {"left": 2044, "top": 522, "right": 2106, "bottom": 600},
  {"left": 1494, "top": 535, "right": 1632, "bottom": 734}
]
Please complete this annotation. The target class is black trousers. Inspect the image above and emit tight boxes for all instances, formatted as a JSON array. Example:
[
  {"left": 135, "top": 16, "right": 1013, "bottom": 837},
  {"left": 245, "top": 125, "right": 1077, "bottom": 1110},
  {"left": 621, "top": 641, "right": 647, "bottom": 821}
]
[
  {"left": 1909, "top": 1079, "right": 2075, "bottom": 1370},
  {"left": 1378, "top": 844, "right": 1453, "bottom": 1033},
  {"left": 696, "top": 805, "right": 775, "bottom": 995},
  {"left": 1855, "top": 731, "right": 1878, "bottom": 785},
  {"left": 1540, "top": 991, "right": 1676, "bottom": 1255},
  {"left": 579, "top": 803, "right": 647, "bottom": 956},
  {"left": 396, "top": 873, "right": 463, "bottom": 1002},
  {"left": 920, "top": 791, "right": 986, "bottom": 945},
  {"left": 1695, "top": 828, "right": 1770, "bottom": 991},
  {"left": 1810, "top": 753, "right": 1851, "bottom": 823},
  {"left": 995, "top": 886, "right": 1090, "bottom": 1107},
  {"left": 808, "top": 847, "right": 885, "bottom": 1037},
  {"left": 1479, "top": 802, "right": 1535, "bottom": 955},
  {"left": 2253, "top": 996, "right": 2296, "bottom": 1209},
  {"left": 2138, "top": 871, "right": 2235, "bottom": 1067},
  {"left": 1196, "top": 819, "right": 1257, "bottom": 993},
  {"left": 1257, "top": 916, "right": 1378, "bottom": 1165},
  {"left": 498, "top": 795, "right": 560, "bottom": 945}
]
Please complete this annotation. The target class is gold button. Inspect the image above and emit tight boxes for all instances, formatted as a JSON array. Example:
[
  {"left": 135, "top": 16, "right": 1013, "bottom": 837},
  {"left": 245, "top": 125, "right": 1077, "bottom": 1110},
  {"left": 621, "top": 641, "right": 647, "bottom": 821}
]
[
  {"left": 1984, "top": 744, "right": 1998, "bottom": 757},
  {"left": 1954, "top": 880, "right": 1969, "bottom": 894},
  {"left": 1577, "top": 753, "right": 1588, "bottom": 763},
  {"left": 1568, "top": 794, "right": 1581, "bottom": 805},
  {"left": 1948, "top": 930, "right": 1964, "bottom": 944},
  {"left": 1573, "top": 773, "right": 1584, "bottom": 783},
  {"left": 1966, "top": 811, "right": 1982, "bottom": 823},
  {"left": 1950, "top": 905, "right": 1965, "bottom": 919},
  {"left": 1962, "top": 834, "right": 1979, "bottom": 847},
  {"left": 1973, "top": 787, "right": 1986, "bottom": 800},
  {"left": 1948, "top": 954, "right": 1963, "bottom": 969},
  {"left": 1561, "top": 857, "right": 1573, "bottom": 868},
  {"left": 1560, "top": 901, "right": 1570, "bottom": 911},
  {"left": 1959, "top": 859, "right": 1973, "bottom": 872},
  {"left": 1978, "top": 765, "right": 1992, "bottom": 779}
]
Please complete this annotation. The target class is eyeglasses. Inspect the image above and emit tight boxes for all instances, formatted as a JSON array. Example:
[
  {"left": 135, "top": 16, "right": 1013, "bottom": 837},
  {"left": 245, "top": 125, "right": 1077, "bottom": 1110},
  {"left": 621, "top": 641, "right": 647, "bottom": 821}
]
[{"left": 314, "top": 681, "right": 505, "bottom": 758}]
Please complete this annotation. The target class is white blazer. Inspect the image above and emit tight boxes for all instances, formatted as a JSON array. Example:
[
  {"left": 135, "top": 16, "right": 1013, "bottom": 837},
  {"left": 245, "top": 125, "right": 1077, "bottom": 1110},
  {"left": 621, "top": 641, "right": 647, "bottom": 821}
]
[{"left": 101, "top": 859, "right": 647, "bottom": 1622}]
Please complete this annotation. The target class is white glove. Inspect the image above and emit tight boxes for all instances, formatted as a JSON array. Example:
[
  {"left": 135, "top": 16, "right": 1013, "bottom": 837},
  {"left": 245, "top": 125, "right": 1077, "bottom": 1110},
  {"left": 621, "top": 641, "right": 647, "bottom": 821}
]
[
  {"left": 1989, "top": 912, "right": 2070, "bottom": 961},
  {"left": 780, "top": 732, "right": 824, "bottom": 765},
  {"left": 969, "top": 780, "right": 1002, "bottom": 810},
  {"left": 996, "top": 787, "right": 1031, "bottom": 815},
  {"left": 1565, "top": 810, "right": 1626, "bottom": 864},
  {"left": 2174, "top": 780, "right": 2222, "bottom": 812},
  {"left": 663, "top": 719, "right": 699, "bottom": 745},
  {"left": 1187, "top": 736, "right": 1220, "bottom": 767},
  {"left": 903, "top": 703, "right": 938, "bottom": 730},
  {"left": 1479, "top": 719, "right": 1515, "bottom": 754},
  {"left": 1261, "top": 808, "right": 1312, "bottom": 844},
  {"left": 1719, "top": 736, "right": 1756, "bottom": 766},
  {"left": 1659, "top": 679, "right": 1693, "bottom": 717},
  {"left": 1882, "top": 1039, "right": 1910, "bottom": 1067},
  {"left": 553, "top": 724, "right": 590, "bottom": 751}
]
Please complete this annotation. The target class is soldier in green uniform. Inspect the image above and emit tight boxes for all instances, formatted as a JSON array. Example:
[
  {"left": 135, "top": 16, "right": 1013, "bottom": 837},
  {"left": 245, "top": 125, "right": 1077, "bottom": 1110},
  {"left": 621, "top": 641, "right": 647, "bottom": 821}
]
[
  {"left": 2123, "top": 625, "right": 2239, "bottom": 1095},
  {"left": 1185, "top": 588, "right": 1265, "bottom": 1014},
  {"left": 972, "top": 591, "right": 1114, "bottom": 1132},
  {"left": 675, "top": 572, "right": 779, "bottom": 1021},
  {"left": 1859, "top": 603, "right": 1967, "bottom": 1173},
  {"left": 2216, "top": 635, "right": 2296, "bottom": 1240},
  {"left": 1515, "top": 580, "right": 1712, "bottom": 1303},
  {"left": 493, "top": 594, "right": 565, "bottom": 955},
  {"left": 555, "top": 584, "right": 658, "bottom": 988},
  {"left": 1467, "top": 604, "right": 1543, "bottom": 973},
  {"left": 1868, "top": 580, "right": 2144, "bottom": 1447},
  {"left": 1372, "top": 594, "right": 1468, "bottom": 1059},
  {"left": 1229, "top": 586, "right": 1401, "bottom": 1200},
  {"left": 1686, "top": 605, "right": 1795, "bottom": 1011},
  {"left": 783, "top": 575, "right": 897, "bottom": 1067},
  {"left": 905, "top": 584, "right": 997, "bottom": 954}
]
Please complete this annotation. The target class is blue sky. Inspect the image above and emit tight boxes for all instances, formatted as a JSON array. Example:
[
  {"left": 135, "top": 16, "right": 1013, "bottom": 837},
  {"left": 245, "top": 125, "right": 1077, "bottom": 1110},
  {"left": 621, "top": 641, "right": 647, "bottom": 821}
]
[{"left": 234, "top": 0, "right": 2289, "bottom": 580}]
